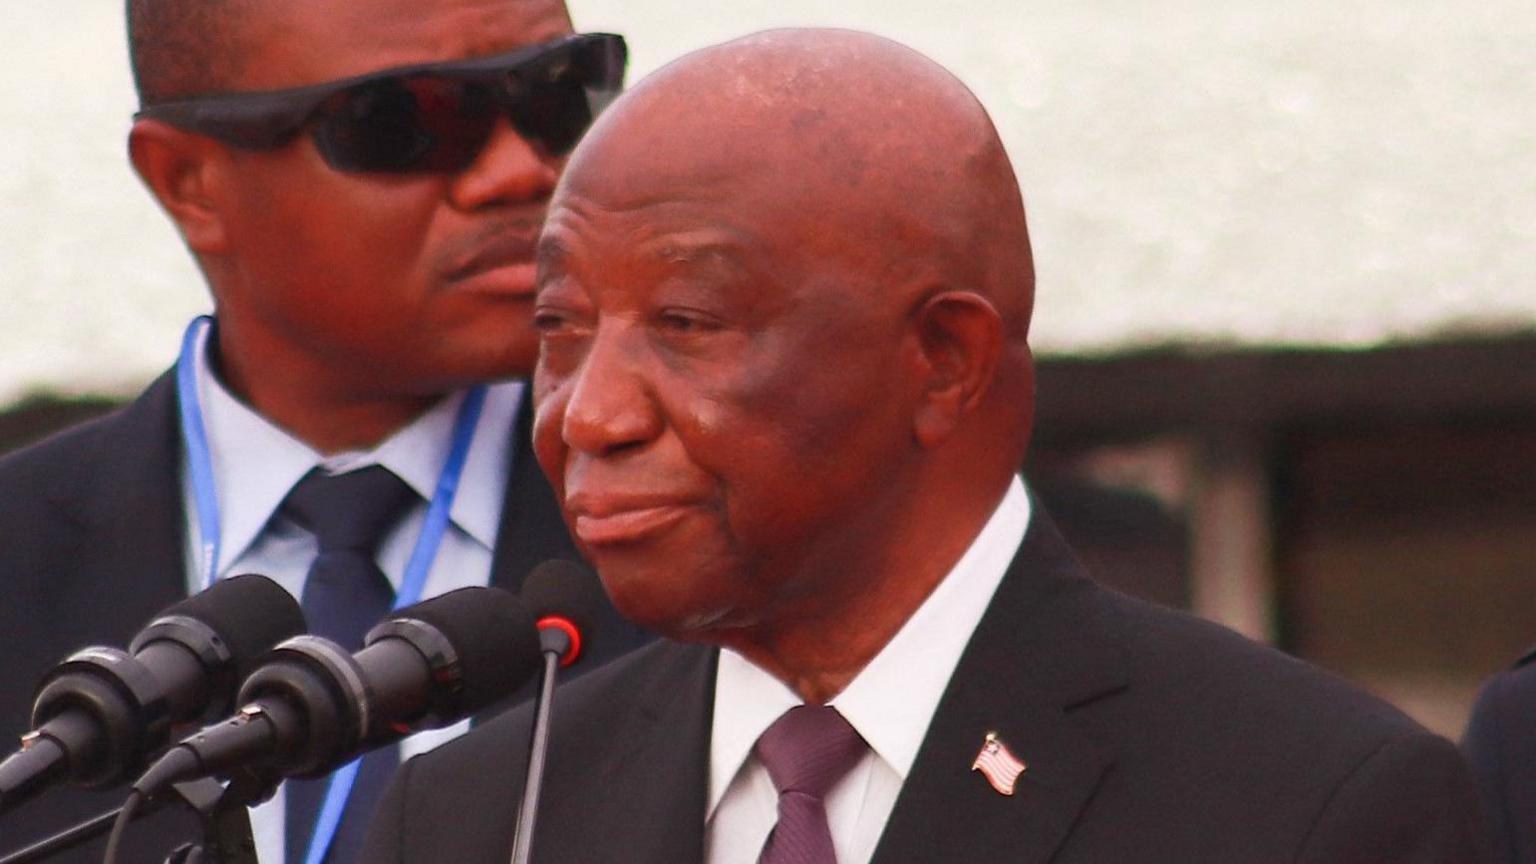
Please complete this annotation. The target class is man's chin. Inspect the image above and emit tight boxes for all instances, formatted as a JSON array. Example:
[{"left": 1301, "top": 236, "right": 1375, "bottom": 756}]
[{"left": 599, "top": 572, "right": 745, "bottom": 642}]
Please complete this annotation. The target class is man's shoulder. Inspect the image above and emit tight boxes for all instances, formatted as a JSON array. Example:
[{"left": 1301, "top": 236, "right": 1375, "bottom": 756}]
[
  {"left": 1047, "top": 587, "right": 1487, "bottom": 859},
  {"left": 1462, "top": 646, "right": 1536, "bottom": 862},
  {"left": 1100, "top": 587, "right": 1423, "bottom": 746},
  {"left": 0, "top": 371, "right": 180, "bottom": 603},
  {"left": 1464, "top": 645, "right": 1536, "bottom": 755},
  {"left": 409, "top": 638, "right": 706, "bottom": 780},
  {"left": 0, "top": 408, "right": 132, "bottom": 549},
  {"left": 1008, "top": 509, "right": 1420, "bottom": 748},
  {"left": 0, "top": 372, "right": 176, "bottom": 501},
  {"left": 1477, "top": 643, "right": 1536, "bottom": 703},
  {"left": 0, "top": 407, "right": 117, "bottom": 492}
]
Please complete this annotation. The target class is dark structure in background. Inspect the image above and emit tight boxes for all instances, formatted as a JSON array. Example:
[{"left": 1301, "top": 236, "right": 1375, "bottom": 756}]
[
  {"left": 6, "top": 332, "right": 1536, "bottom": 736},
  {"left": 1027, "top": 332, "right": 1536, "bottom": 736}
]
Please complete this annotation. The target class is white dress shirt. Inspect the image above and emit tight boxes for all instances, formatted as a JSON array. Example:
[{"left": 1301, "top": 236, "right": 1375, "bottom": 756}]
[
  {"left": 178, "top": 324, "right": 523, "bottom": 864},
  {"left": 705, "top": 477, "right": 1031, "bottom": 864}
]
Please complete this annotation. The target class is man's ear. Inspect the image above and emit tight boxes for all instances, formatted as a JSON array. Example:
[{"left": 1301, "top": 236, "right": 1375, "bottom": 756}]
[
  {"left": 128, "top": 119, "right": 232, "bottom": 255},
  {"left": 911, "top": 290, "right": 1003, "bottom": 448}
]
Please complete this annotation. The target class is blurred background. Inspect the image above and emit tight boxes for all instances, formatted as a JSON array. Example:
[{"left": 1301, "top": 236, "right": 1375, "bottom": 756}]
[{"left": 3, "top": 1, "right": 1533, "bottom": 737}]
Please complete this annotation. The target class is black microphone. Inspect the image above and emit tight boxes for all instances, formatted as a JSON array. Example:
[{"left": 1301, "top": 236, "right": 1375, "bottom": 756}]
[
  {"left": 132, "top": 586, "right": 540, "bottom": 799},
  {"left": 0, "top": 573, "right": 304, "bottom": 815},
  {"left": 524, "top": 559, "right": 609, "bottom": 667},
  {"left": 510, "top": 560, "right": 607, "bottom": 864}
]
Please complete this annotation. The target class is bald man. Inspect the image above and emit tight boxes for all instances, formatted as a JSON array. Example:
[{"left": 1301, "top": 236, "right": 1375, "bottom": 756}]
[{"left": 360, "top": 30, "right": 1489, "bottom": 864}]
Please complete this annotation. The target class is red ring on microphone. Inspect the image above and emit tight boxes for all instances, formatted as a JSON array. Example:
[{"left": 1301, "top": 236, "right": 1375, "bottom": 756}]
[{"left": 536, "top": 616, "right": 582, "bottom": 667}]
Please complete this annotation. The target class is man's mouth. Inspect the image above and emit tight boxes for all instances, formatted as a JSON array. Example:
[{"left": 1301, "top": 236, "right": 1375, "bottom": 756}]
[{"left": 568, "top": 497, "right": 698, "bottom": 546}]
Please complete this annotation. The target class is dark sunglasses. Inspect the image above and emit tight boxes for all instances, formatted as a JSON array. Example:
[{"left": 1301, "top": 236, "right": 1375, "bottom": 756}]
[{"left": 134, "top": 33, "right": 626, "bottom": 174}]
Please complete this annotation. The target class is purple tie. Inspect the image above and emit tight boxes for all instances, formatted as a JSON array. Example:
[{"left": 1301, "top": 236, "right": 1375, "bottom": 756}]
[{"left": 755, "top": 706, "right": 867, "bottom": 864}]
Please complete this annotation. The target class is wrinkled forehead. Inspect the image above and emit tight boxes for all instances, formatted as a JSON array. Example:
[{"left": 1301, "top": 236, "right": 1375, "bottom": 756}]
[
  {"left": 537, "top": 194, "right": 885, "bottom": 352},
  {"left": 540, "top": 187, "right": 782, "bottom": 291},
  {"left": 547, "top": 160, "right": 876, "bottom": 301},
  {"left": 554, "top": 98, "right": 873, "bottom": 246},
  {"left": 237, "top": 0, "right": 574, "bottom": 89}
]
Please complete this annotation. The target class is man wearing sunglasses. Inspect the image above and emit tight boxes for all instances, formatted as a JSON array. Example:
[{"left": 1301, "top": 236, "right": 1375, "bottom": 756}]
[{"left": 0, "top": 2, "right": 644, "bottom": 863}]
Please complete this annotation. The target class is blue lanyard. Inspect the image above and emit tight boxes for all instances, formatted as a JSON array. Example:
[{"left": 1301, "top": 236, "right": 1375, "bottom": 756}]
[
  {"left": 175, "top": 316, "right": 489, "bottom": 863},
  {"left": 177, "top": 318, "right": 223, "bottom": 586}
]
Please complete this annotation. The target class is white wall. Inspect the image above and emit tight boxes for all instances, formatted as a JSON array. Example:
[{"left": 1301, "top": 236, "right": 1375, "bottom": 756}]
[{"left": 3, "top": 1, "right": 1534, "bottom": 405}]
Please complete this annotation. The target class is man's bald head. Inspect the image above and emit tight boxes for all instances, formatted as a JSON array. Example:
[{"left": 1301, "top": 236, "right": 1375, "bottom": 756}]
[
  {"left": 534, "top": 30, "right": 1039, "bottom": 677},
  {"left": 560, "top": 28, "right": 1035, "bottom": 344}
]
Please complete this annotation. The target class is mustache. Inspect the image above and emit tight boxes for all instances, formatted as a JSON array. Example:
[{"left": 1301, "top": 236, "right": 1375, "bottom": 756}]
[{"left": 435, "top": 215, "right": 548, "bottom": 280}]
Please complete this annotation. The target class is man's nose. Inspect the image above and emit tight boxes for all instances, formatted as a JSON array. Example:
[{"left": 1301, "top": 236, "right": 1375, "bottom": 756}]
[
  {"left": 558, "top": 324, "right": 663, "bottom": 457},
  {"left": 447, "top": 116, "right": 559, "bottom": 210}
]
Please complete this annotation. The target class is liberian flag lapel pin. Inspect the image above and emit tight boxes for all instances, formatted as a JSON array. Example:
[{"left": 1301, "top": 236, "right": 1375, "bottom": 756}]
[{"left": 971, "top": 731, "right": 1027, "bottom": 795}]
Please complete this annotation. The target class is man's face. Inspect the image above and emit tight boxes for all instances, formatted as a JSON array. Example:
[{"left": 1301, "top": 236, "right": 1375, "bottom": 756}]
[
  {"left": 211, "top": 0, "right": 575, "bottom": 395},
  {"left": 532, "top": 176, "right": 925, "bottom": 640}
]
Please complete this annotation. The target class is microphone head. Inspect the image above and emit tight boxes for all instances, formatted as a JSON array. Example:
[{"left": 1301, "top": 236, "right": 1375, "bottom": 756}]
[
  {"left": 520, "top": 559, "right": 608, "bottom": 667},
  {"left": 382, "top": 587, "right": 541, "bottom": 715},
  {"left": 145, "top": 573, "right": 307, "bottom": 681}
]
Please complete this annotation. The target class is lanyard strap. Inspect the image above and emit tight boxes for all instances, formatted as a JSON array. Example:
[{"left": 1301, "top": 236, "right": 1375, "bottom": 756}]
[
  {"left": 302, "top": 384, "right": 486, "bottom": 864},
  {"left": 178, "top": 317, "right": 223, "bottom": 587},
  {"left": 395, "top": 383, "right": 486, "bottom": 612},
  {"left": 175, "top": 316, "right": 490, "bottom": 863}
]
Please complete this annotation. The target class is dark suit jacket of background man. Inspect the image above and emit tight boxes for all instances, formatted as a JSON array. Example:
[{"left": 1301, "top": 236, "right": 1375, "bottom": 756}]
[
  {"left": 363, "top": 506, "right": 1490, "bottom": 864},
  {"left": 1463, "top": 652, "right": 1536, "bottom": 864},
  {"left": 0, "top": 370, "right": 648, "bottom": 863}
]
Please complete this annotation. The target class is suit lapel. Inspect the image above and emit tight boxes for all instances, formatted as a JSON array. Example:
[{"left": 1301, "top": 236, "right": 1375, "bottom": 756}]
[
  {"left": 41, "top": 370, "right": 188, "bottom": 641},
  {"left": 535, "top": 642, "right": 717, "bottom": 864},
  {"left": 871, "top": 509, "right": 1129, "bottom": 864}
]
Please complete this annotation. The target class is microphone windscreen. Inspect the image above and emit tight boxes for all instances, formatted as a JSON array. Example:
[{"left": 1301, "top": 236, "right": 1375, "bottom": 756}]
[
  {"left": 155, "top": 573, "right": 307, "bottom": 680},
  {"left": 520, "top": 559, "right": 608, "bottom": 639},
  {"left": 396, "top": 587, "right": 541, "bottom": 713}
]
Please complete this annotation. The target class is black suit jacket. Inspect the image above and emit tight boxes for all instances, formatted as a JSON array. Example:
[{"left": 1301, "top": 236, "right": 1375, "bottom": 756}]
[
  {"left": 362, "top": 508, "right": 1490, "bottom": 864},
  {"left": 0, "top": 371, "right": 647, "bottom": 862},
  {"left": 1462, "top": 653, "right": 1536, "bottom": 864}
]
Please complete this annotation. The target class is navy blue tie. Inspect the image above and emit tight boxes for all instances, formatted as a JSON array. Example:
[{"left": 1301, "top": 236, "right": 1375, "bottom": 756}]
[{"left": 281, "top": 466, "right": 416, "bottom": 864}]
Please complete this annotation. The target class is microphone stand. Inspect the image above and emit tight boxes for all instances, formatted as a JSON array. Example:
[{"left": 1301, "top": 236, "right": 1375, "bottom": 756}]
[
  {"left": 0, "top": 803, "right": 137, "bottom": 864},
  {"left": 157, "top": 768, "right": 266, "bottom": 864},
  {"left": 0, "top": 769, "right": 271, "bottom": 864},
  {"left": 508, "top": 629, "right": 571, "bottom": 864}
]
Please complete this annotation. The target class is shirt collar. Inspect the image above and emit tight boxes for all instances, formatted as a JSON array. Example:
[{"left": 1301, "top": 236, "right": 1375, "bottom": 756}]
[
  {"left": 707, "top": 476, "right": 1031, "bottom": 818},
  {"left": 192, "top": 323, "right": 522, "bottom": 574},
  {"left": 320, "top": 381, "right": 523, "bottom": 551}
]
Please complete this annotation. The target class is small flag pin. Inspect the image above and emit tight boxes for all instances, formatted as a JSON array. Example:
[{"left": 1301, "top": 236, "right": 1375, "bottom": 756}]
[{"left": 971, "top": 731, "right": 1027, "bottom": 795}]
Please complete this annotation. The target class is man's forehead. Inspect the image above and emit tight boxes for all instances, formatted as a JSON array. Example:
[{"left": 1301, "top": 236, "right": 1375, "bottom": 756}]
[
  {"left": 238, "top": 0, "right": 573, "bottom": 88},
  {"left": 540, "top": 211, "right": 757, "bottom": 274}
]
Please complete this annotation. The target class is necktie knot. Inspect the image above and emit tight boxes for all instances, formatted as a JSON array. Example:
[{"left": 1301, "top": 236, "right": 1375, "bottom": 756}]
[
  {"left": 282, "top": 465, "right": 417, "bottom": 555},
  {"left": 756, "top": 705, "right": 865, "bottom": 801},
  {"left": 280, "top": 465, "right": 415, "bottom": 651}
]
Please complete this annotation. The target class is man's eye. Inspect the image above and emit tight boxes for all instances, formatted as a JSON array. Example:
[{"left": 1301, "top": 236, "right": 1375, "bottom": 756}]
[
  {"left": 657, "top": 310, "right": 720, "bottom": 334},
  {"left": 534, "top": 310, "right": 571, "bottom": 333}
]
